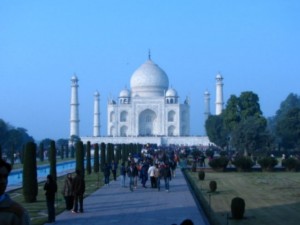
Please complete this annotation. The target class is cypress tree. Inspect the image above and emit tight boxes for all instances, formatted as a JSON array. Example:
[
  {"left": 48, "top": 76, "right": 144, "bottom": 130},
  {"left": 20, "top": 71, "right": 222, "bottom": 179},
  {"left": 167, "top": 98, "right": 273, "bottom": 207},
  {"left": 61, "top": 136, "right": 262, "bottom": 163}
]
[
  {"left": 107, "top": 143, "right": 113, "bottom": 164},
  {"left": 86, "top": 141, "right": 91, "bottom": 175},
  {"left": 23, "top": 141, "right": 38, "bottom": 202},
  {"left": 100, "top": 142, "right": 106, "bottom": 171},
  {"left": 39, "top": 142, "right": 44, "bottom": 162},
  {"left": 121, "top": 144, "right": 126, "bottom": 163},
  {"left": 71, "top": 145, "right": 75, "bottom": 158},
  {"left": 93, "top": 143, "right": 100, "bottom": 173},
  {"left": 0, "top": 145, "right": 2, "bottom": 159},
  {"left": 76, "top": 141, "right": 85, "bottom": 177},
  {"left": 49, "top": 140, "right": 57, "bottom": 180},
  {"left": 66, "top": 144, "right": 69, "bottom": 158}
]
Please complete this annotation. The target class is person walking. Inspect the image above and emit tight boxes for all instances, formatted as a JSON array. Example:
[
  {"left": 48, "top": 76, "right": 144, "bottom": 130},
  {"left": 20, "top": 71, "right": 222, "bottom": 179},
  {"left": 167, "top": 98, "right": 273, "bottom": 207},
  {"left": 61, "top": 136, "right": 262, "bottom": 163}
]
[
  {"left": 120, "top": 162, "right": 127, "bottom": 187},
  {"left": 148, "top": 163, "right": 156, "bottom": 188},
  {"left": 72, "top": 170, "right": 85, "bottom": 213},
  {"left": 154, "top": 163, "right": 161, "bottom": 191},
  {"left": 103, "top": 163, "right": 111, "bottom": 185},
  {"left": 163, "top": 163, "right": 172, "bottom": 192},
  {"left": 0, "top": 158, "right": 31, "bottom": 225},
  {"left": 44, "top": 174, "right": 57, "bottom": 223},
  {"left": 62, "top": 173, "right": 73, "bottom": 210},
  {"left": 111, "top": 160, "right": 118, "bottom": 181}
]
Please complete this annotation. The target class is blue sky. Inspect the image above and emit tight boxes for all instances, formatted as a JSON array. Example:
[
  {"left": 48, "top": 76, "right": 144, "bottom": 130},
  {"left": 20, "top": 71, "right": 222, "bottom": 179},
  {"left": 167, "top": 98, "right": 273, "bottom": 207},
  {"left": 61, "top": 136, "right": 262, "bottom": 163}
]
[{"left": 0, "top": 1, "right": 299, "bottom": 141}]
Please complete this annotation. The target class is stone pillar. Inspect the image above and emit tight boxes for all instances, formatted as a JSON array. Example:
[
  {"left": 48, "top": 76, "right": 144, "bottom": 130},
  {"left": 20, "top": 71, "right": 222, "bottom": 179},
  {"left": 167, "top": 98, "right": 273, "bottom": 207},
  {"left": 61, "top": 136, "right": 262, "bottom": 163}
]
[{"left": 93, "top": 91, "right": 100, "bottom": 137}]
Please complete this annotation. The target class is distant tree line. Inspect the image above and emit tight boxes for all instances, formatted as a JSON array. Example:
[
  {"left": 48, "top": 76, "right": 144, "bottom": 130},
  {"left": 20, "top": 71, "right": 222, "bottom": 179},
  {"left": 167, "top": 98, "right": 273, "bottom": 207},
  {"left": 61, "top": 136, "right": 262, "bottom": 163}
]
[{"left": 205, "top": 91, "right": 300, "bottom": 156}]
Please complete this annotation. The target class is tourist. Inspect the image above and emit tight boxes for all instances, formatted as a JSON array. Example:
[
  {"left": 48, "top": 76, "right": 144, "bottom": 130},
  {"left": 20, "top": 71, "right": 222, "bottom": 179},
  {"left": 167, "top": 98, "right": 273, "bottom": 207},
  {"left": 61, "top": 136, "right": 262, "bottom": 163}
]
[
  {"left": 162, "top": 162, "right": 172, "bottom": 192},
  {"left": 111, "top": 160, "right": 118, "bottom": 181},
  {"left": 154, "top": 163, "right": 161, "bottom": 191},
  {"left": 120, "top": 162, "right": 127, "bottom": 187},
  {"left": 148, "top": 163, "right": 156, "bottom": 188},
  {"left": 140, "top": 161, "right": 149, "bottom": 188},
  {"left": 44, "top": 174, "right": 57, "bottom": 223},
  {"left": 72, "top": 170, "right": 85, "bottom": 213},
  {"left": 0, "top": 158, "right": 31, "bottom": 225},
  {"left": 62, "top": 173, "right": 73, "bottom": 210},
  {"left": 127, "top": 163, "right": 135, "bottom": 191},
  {"left": 103, "top": 163, "right": 111, "bottom": 185}
]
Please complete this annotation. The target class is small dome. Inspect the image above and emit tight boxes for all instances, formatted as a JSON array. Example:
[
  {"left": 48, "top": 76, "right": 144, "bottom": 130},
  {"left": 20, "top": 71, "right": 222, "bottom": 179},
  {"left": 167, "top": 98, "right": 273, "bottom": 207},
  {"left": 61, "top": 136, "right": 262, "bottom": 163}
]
[
  {"left": 166, "top": 88, "right": 178, "bottom": 97},
  {"left": 119, "top": 88, "right": 130, "bottom": 98},
  {"left": 130, "top": 59, "right": 169, "bottom": 97},
  {"left": 71, "top": 75, "right": 78, "bottom": 81},
  {"left": 216, "top": 73, "right": 223, "bottom": 80},
  {"left": 94, "top": 91, "right": 100, "bottom": 97}
]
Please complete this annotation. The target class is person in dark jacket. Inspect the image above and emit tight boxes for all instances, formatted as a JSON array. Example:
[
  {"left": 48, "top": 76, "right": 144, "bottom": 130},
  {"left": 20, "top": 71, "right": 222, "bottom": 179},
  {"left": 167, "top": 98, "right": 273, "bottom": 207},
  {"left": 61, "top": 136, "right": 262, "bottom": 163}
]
[
  {"left": 72, "top": 170, "right": 85, "bottom": 213},
  {"left": 44, "top": 174, "right": 57, "bottom": 223},
  {"left": 103, "top": 163, "right": 111, "bottom": 185},
  {"left": 62, "top": 173, "right": 73, "bottom": 210},
  {"left": 0, "top": 158, "right": 31, "bottom": 225}
]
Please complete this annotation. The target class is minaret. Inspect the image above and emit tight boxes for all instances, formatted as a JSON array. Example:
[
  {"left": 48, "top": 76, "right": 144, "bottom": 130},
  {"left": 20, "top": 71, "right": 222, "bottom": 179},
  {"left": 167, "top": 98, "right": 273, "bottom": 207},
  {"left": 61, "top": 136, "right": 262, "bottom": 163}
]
[
  {"left": 70, "top": 75, "right": 80, "bottom": 138},
  {"left": 93, "top": 91, "right": 100, "bottom": 137},
  {"left": 204, "top": 90, "right": 210, "bottom": 135},
  {"left": 215, "top": 73, "right": 224, "bottom": 115},
  {"left": 204, "top": 90, "right": 211, "bottom": 121}
]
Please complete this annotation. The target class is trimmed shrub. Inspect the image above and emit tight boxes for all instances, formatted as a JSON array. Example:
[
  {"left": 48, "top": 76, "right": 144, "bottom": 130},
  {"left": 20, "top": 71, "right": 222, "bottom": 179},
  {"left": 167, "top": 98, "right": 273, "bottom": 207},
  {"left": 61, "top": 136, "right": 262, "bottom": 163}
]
[
  {"left": 209, "top": 180, "right": 217, "bottom": 192},
  {"left": 231, "top": 197, "right": 245, "bottom": 220},
  {"left": 75, "top": 141, "right": 85, "bottom": 177},
  {"left": 93, "top": 143, "right": 100, "bottom": 173},
  {"left": 23, "top": 142, "right": 38, "bottom": 203},
  {"left": 198, "top": 170, "right": 205, "bottom": 180},
  {"left": 232, "top": 156, "right": 255, "bottom": 172},
  {"left": 86, "top": 141, "right": 91, "bottom": 175},
  {"left": 208, "top": 156, "right": 229, "bottom": 171},
  {"left": 282, "top": 157, "right": 300, "bottom": 171},
  {"left": 258, "top": 157, "right": 278, "bottom": 171}
]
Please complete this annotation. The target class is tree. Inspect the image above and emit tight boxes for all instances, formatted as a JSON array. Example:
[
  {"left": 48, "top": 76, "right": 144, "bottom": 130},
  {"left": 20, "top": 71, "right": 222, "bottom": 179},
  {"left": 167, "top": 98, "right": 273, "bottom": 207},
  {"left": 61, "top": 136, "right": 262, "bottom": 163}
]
[
  {"left": 231, "top": 116, "right": 268, "bottom": 156},
  {"left": 205, "top": 115, "right": 228, "bottom": 149},
  {"left": 75, "top": 141, "right": 85, "bottom": 177},
  {"left": 23, "top": 142, "right": 38, "bottom": 202},
  {"left": 100, "top": 142, "right": 106, "bottom": 171},
  {"left": 49, "top": 140, "right": 57, "bottom": 180},
  {"left": 276, "top": 107, "right": 300, "bottom": 150},
  {"left": 86, "top": 141, "right": 92, "bottom": 175},
  {"left": 93, "top": 143, "right": 100, "bottom": 173}
]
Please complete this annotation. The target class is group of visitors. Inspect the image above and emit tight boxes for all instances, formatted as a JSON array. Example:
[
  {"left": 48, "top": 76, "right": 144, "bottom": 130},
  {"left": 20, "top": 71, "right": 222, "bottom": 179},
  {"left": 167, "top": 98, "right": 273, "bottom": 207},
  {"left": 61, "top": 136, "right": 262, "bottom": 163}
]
[
  {"left": 120, "top": 150, "right": 177, "bottom": 192},
  {"left": 43, "top": 169, "right": 85, "bottom": 223}
]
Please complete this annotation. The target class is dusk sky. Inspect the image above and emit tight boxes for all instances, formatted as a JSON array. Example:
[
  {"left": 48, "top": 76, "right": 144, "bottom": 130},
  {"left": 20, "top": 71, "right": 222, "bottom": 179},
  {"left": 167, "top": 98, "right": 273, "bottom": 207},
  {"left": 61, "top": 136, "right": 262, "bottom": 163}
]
[{"left": 0, "top": 1, "right": 299, "bottom": 141}]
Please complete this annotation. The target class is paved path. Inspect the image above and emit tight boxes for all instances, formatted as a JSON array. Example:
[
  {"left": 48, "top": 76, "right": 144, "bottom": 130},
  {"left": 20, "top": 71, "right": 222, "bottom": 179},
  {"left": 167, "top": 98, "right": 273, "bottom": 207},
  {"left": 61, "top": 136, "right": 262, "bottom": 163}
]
[{"left": 47, "top": 169, "right": 209, "bottom": 225}]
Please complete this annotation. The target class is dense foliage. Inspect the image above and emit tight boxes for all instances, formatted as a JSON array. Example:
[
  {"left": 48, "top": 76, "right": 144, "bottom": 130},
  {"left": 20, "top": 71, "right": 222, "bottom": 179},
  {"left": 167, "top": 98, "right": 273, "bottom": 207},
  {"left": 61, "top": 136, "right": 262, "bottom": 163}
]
[
  {"left": 257, "top": 156, "right": 278, "bottom": 171},
  {"left": 0, "top": 118, "right": 34, "bottom": 160},
  {"left": 86, "top": 141, "right": 91, "bottom": 175},
  {"left": 75, "top": 141, "right": 85, "bottom": 177},
  {"left": 23, "top": 142, "right": 38, "bottom": 202},
  {"left": 49, "top": 140, "right": 57, "bottom": 180},
  {"left": 208, "top": 156, "right": 229, "bottom": 171},
  {"left": 232, "top": 156, "right": 255, "bottom": 172},
  {"left": 206, "top": 91, "right": 272, "bottom": 156}
]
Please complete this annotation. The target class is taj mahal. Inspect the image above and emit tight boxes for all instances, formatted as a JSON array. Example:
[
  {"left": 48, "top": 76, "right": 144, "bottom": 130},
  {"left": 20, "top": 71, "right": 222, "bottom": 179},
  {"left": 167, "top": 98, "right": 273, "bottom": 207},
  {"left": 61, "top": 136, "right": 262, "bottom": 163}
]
[{"left": 70, "top": 54, "right": 224, "bottom": 146}]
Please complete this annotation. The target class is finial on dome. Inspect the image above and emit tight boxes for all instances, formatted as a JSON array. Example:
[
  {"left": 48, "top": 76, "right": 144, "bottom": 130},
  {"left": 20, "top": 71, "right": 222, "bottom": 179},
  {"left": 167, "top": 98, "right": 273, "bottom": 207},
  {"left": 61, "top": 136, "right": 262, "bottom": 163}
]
[{"left": 148, "top": 49, "right": 151, "bottom": 60}]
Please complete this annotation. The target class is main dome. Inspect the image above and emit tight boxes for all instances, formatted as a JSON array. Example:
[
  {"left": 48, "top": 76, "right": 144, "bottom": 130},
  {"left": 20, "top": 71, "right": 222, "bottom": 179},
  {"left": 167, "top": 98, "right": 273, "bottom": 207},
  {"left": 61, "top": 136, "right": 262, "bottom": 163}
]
[{"left": 130, "top": 59, "right": 169, "bottom": 97}]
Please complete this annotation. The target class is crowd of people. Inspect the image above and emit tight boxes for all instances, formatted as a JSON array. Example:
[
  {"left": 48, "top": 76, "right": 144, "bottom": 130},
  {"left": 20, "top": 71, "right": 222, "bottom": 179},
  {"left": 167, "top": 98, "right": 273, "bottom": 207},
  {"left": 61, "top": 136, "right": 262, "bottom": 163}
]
[{"left": 118, "top": 149, "right": 178, "bottom": 192}]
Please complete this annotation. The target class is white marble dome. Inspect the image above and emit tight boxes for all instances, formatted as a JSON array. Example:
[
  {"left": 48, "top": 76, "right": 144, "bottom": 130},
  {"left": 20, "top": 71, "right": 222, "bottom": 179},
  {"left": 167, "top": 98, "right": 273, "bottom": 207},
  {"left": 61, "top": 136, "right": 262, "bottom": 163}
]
[
  {"left": 130, "top": 59, "right": 169, "bottom": 97},
  {"left": 119, "top": 88, "right": 130, "bottom": 98},
  {"left": 166, "top": 88, "right": 178, "bottom": 97}
]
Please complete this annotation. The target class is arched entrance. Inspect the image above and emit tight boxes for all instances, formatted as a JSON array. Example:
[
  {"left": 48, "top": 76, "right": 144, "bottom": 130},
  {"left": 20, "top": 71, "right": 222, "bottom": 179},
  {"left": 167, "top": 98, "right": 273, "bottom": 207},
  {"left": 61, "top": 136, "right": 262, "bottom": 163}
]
[{"left": 138, "top": 109, "right": 157, "bottom": 136}]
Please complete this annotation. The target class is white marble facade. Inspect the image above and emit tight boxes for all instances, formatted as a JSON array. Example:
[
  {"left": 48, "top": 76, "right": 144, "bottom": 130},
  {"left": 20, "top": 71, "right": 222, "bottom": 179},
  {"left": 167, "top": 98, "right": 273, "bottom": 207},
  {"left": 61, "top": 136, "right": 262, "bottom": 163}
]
[{"left": 107, "top": 58, "right": 190, "bottom": 137}]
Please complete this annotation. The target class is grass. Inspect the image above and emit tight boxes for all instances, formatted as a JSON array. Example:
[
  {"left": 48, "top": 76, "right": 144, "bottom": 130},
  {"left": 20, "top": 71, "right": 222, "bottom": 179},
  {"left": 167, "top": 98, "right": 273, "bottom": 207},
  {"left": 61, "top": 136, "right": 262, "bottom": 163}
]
[
  {"left": 185, "top": 170, "right": 300, "bottom": 225},
  {"left": 8, "top": 171, "right": 105, "bottom": 225}
]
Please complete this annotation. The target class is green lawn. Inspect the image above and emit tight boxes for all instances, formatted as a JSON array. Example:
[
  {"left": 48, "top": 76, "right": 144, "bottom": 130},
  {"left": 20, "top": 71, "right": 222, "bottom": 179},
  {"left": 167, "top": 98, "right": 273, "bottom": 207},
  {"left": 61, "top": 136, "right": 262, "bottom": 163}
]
[{"left": 185, "top": 170, "right": 300, "bottom": 225}]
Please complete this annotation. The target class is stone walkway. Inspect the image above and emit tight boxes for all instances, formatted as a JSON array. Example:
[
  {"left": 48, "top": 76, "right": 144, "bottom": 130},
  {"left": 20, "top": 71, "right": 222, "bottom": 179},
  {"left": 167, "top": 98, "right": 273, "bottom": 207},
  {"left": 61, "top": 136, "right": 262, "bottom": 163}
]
[{"left": 46, "top": 169, "right": 209, "bottom": 225}]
